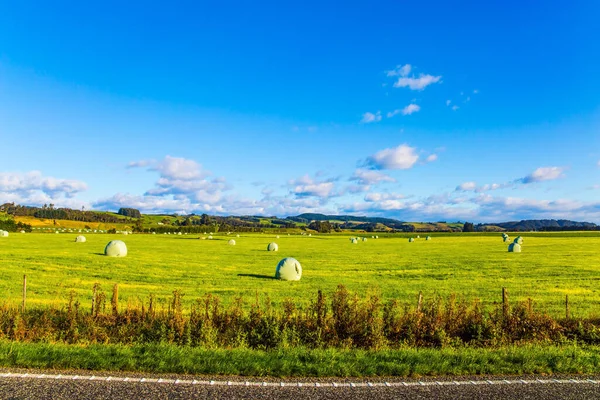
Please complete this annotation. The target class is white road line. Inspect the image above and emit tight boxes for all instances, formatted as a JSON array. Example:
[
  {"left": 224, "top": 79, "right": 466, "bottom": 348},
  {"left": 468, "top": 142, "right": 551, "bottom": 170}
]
[{"left": 1, "top": 373, "right": 599, "bottom": 388}]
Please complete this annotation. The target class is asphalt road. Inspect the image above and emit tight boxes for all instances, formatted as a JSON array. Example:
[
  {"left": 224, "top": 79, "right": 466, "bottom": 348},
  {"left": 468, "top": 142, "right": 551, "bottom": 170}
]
[{"left": 1, "top": 371, "right": 600, "bottom": 400}]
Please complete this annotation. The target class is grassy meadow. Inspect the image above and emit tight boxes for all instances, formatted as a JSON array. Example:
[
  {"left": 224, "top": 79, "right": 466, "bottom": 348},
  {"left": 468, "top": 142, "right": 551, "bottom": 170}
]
[{"left": 1, "top": 231, "right": 600, "bottom": 316}]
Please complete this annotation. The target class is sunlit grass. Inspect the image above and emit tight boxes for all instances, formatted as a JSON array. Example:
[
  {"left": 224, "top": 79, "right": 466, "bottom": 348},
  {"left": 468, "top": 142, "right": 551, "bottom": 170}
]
[{"left": 1, "top": 232, "right": 600, "bottom": 316}]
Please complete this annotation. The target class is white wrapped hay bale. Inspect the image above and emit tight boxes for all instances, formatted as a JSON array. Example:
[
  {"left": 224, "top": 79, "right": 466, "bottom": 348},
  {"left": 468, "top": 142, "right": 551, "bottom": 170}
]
[
  {"left": 228, "top": 239, "right": 236, "bottom": 245},
  {"left": 0, "top": 230, "right": 8, "bottom": 237},
  {"left": 514, "top": 236, "right": 523, "bottom": 245},
  {"left": 408, "top": 237, "right": 415, "bottom": 242},
  {"left": 351, "top": 238, "right": 358, "bottom": 244},
  {"left": 267, "top": 242, "right": 279, "bottom": 251},
  {"left": 508, "top": 243, "right": 521, "bottom": 253},
  {"left": 105, "top": 240, "right": 127, "bottom": 257},
  {"left": 426, "top": 236, "right": 431, "bottom": 240},
  {"left": 75, "top": 235, "right": 86, "bottom": 243},
  {"left": 275, "top": 257, "right": 302, "bottom": 281}
]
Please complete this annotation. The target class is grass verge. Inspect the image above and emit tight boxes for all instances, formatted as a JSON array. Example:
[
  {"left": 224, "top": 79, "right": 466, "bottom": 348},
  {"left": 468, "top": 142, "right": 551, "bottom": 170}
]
[{"left": 1, "top": 341, "right": 599, "bottom": 377}]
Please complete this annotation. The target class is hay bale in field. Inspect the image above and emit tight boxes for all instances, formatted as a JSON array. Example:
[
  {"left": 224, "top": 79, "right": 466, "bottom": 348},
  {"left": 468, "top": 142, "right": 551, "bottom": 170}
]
[
  {"left": 228, "top": 239, "right": 236, "bottom": 246},
  {"left": 376, "top": 235, "right": 379, "bottom": 239},
  {"left": 20, "top": 230, "right": 25, "bottom": 234},
  {"left": 276, "top": 235, "right": 280, "bottom": 239},
  {"left": 0, "top": 230, "right": 8, "bottom": 237},
  {"left": 275, "top": 257, "right": 302, "bottom": 281},
  {"left": 308, "top": 233, "right": 312, "bottom": 236},
  {"left": 372, "top": 236, "right": 375, "bottom": 239},
  {"left": 417, "top": 235, "right": 420, "bottom": 239},
  {"left": 178, "top": 232, "right": 182, "bottom": 235},
  {"left": 426, "top": 236, "right": 431, "bottom": 240},
  {"left": 208, "top": 235, "right": 213, "bottom": 240},
  {"left": 508, "top": 243, "right": 521, "bottom": 253},
  {"left": 514, "top": 236, "right": 523, "bottom": 245},
  {"left": 267, "top": 242, "right": 279, "bottom": 251},
  {"left": 503, "top": 236, "right": 511, "bottom": 243},
  {"left": 408, "top": 237, "right": 415, "bottom": 242},
  {"left": 362, "top": 237, "right": 367, "bottom": 242},
  {"left": 104, "top": 240, "right": 127, "bottom": 257},
  {"left": 123, "top": 231, "right": 128, "bottom": 236},
  {"left": 152, "top": 232, "right": 156, "bottom": 234},
  {"left": 75, "top": 235, "right": 86, "bottom": 243},
  {"left": 236, "top": 234, "right": 240, "bottom": 238},
  {"left": 351, "top": 238, "right": 358, "bottom": 244}
]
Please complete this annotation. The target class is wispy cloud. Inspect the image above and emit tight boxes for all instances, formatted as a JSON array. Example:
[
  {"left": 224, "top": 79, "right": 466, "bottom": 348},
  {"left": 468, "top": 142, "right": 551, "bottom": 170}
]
[
  {"left": 446, "top": 100, "right": 451, "bottom": 106},
  {"left": 364, "top": 144, "right": 420, "bottom": 170},
  {"left": 361, "top": 111, "right": 382, "bottom": 123},
  {"left": 387, "top": 104, "right": 421, "bottom": 118},
  {"left": 426, "top": 154, "right": 438, "bottom": 162},
  {"left": 288, "top": 175, "right": 337, "bottom": 198},
  {"left": 394, "top": 74, "right": 442, "bottom": 90},
  {"left": 451, "top": 105, "right": 459, "bottom": 111},
  {"left": 518, "top": 167, "right": 566, "bottom": 184},
  {"left": 350, "top": 169, "right": 395, "bottom": 185},
  {"left": 385, "top": 64, "right": 412, "bottom": 77}
]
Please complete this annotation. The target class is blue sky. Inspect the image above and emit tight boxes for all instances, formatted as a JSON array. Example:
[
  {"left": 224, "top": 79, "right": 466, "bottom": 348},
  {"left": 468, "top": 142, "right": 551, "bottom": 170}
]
[{"left": 1, "top": 1, "right": 599, "bottom": 222}]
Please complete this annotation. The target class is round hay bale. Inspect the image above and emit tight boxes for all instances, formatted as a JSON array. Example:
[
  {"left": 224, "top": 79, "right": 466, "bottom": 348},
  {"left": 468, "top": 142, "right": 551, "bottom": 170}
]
[
  {"left": 514, "top": 236, "right": 523, "bottom": 245},
  {"left": 20, "top": 230, "right": 25, "bottom": 234},
  {"left": 408, "top": 237, "right": 415, "bottom": 242},
  {"left": 351, "top": 238, "right": 358, "bottom": 244},
  {"left": 208, "top": 235, "right": 213, "bottom": 240},
  {"left": 503, "top": 236, "right": 510, "bottom": 242},
  {"left": 236, "top": 234, "right": 240, "bottom": 238},
  {"left": 426, "top": 236, "right": 431, "bottom": 240},
  {"left": 375, "top": 235, "right": 379, "bottom": 239},
  {"left": 123, "top": 231, "right": 128, "bottom": 236},
  {"left": 417, "top": 235, "right": 420, "bottom": 239},
  {"left": 75, "top": 235, "right": 86, "bottom": 243},
  {"left": 362, "top": 237, "right": 367, "bottom": 242},
  {"left": 276, "top": 235, "right": 280, "bottom": 239},
  {"left": 308, "top": 233, "right": 312, "bottom": 236},
  {"left": 508, "top": 243, "right": 521, "bottom": 253},
  {"left": 275, "top": 257, "right": 302, "bottom": 281},
  {"left": 104, "top": 240, "right": 127, "bottom": 257},
  {"left": 371, "top": 236, "right": 375, "bottom": 239},
  {"left": 228, "top": 239, "right": 236, "bottom": 246},
  {"left": 152, "top": 232, "right": 156, "bottom": 234},
  {"left": 178, "top": 232, "right": 182, "bottom": 235},
  {"left": 267, "top": 242, "right": 279, "bottom": 251},
  {"left": 0, "top": 230, "right": 8, "bottom": 237}
]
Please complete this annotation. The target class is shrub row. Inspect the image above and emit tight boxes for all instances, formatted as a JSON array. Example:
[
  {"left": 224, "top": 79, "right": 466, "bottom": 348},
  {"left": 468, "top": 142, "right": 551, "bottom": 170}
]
[{"left": 1, "top": 285, "right": 599, "bottom": 350}]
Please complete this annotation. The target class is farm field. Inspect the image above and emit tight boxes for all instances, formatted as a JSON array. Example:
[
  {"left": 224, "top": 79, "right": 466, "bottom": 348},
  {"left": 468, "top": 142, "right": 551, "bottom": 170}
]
[{"left": 1, "top": 232, "right": 600, "bottom": 316}]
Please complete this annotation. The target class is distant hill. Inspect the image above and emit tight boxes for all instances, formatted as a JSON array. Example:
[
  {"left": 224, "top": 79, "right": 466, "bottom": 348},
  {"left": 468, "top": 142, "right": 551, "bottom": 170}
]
[
  {"left": 477, "top": 219, "right": 598, "bottom": 232},
  {"left": 1, "top": 203, "right": 598, "bottom": 232}
]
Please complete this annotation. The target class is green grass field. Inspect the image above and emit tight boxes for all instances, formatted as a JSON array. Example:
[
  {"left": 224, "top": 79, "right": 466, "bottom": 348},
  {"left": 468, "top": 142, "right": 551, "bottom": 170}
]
[{"left": 1, "top": 232, "right": 600, "bottom": 316}]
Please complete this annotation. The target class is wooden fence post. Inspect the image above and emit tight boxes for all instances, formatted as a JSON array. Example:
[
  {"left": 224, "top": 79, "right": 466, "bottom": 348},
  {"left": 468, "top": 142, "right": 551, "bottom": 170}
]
[
  {"left": 417, "top": 291, "right": 423, "bottom": 313},
  {"left": 22, "top": 275, "right": 27, "bottom": 313},
  {"left": 565, "top": 295, "right": 570, "bottom": 319},
  {"left": 112, "top": 284, "right": 119, "bottom": 316},
  {"left": 502, "top": 287, "right": 508, "bottom": 318}
]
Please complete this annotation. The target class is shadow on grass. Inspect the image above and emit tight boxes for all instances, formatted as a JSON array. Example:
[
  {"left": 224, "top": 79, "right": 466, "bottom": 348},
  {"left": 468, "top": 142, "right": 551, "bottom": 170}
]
[
  {"left": 92, "top": 253, "right": 105, "bottom": 256},
  {"left": 237, "top": 274, "right": 277, "bottom": 280}
]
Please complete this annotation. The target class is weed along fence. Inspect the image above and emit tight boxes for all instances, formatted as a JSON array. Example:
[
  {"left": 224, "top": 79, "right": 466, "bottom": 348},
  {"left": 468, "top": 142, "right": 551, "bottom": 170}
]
[{"left": 5, "top": 277, "right": 600, "bottom": 350}]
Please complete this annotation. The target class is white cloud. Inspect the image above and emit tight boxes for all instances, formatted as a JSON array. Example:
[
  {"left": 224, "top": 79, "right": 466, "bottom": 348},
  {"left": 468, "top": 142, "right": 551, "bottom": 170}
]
[
  {"left": 0, "top": 171, "right": 87, "bottom": 195},
  {"left": 473, "top": 89, "right": 479, "bottom": 94},
  {"left": 451, "top": 105, "right": 459, "bottom": 111},
  {"left": 456, "top": 181, "right": 477, "bottom": 191},
  {"left": 361, "top": 111, "right": 382, "bottom": 123},
  {"left": 364, "top": 192, "right": 406, "bottom": 202},
  {"left": 127, "top": 159, "right": 155, "bottom": 169},
  {"left": 394, "top": 74, "right": 442, "bottom": 90},
  {"left": 519, "top": 167, "right": 565, "bottom": 184},
  {"left": 426, "top": 154, "right": 438, "bottom": 162},
  {"left": 386, "top": 64, "right": 412, "bottom": 77},
  {"left": 387, "top": 104, "right": 421, "bottom": 118},
  {"left": 0, "top": 171, "right": 89, "bottom": 209},
  {"left": 597, "top": 160, "right": 600, "bottom": 167},
  {"left": 365, "top": 144, "right": 420, "bottom": 170},
  {"left": 289, "top": 175, "right": 336, "bottom": 198},
  {"left": 350, "top": 169, "right": 395, "bottom": 185},
  {"left": 446, "top": 100, "right": 451, "bottom": 106}
]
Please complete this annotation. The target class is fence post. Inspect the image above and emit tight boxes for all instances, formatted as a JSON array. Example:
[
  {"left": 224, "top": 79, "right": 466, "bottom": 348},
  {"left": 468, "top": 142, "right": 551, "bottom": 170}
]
[
  {"left": 112, "top": 284, "right": 119, "bottom": 317},
  {"left": 417, "top": 291, "right": 423, "bottom": 313},
  {"left": 502, "top": 287, "right": 508, "bottom": 318},
  {"left": 22, "top": 275, "right": 27, "bottom": 313},
  {"left": 91, "top": 284, "right": 97, "bottom": 315},
  {"left": 565, "top": 295, "right": 570, "bottom": 319}
]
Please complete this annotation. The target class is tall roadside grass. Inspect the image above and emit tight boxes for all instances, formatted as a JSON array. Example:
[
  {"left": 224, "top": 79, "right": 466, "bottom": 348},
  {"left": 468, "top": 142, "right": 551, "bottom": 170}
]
[{"left": 2, "top": 285, "right": 600, "bottom": 350}]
